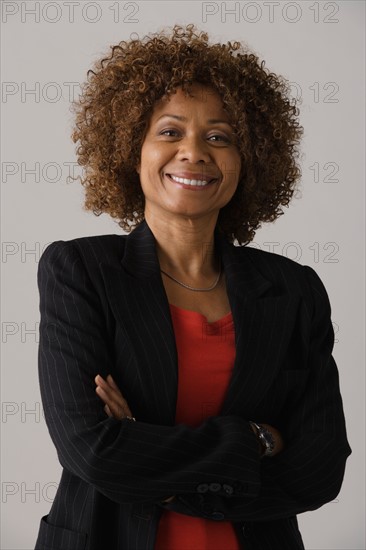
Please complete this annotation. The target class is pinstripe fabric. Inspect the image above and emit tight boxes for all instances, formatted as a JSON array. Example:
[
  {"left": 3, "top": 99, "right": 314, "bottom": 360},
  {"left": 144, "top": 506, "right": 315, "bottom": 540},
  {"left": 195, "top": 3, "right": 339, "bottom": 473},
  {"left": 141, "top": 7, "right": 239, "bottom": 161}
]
[{"left": 34, "top": 219, "right": 351, "bottom": 550}]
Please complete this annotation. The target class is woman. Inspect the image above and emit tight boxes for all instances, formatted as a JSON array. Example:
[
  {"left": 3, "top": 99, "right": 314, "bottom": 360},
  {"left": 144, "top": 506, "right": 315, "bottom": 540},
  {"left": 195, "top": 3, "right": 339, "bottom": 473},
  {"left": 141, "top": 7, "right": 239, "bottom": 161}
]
[{"left": 34, "top": 24, "right": 351, "bottom": 550}]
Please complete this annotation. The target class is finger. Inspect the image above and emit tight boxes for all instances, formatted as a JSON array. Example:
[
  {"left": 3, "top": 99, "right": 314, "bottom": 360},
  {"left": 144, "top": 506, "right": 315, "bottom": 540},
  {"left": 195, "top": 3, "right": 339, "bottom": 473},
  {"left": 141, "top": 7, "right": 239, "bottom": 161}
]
[
  {"left": 96, "top": 376, "right": 133, "bottom": 417},
  {"left": 106, "top": 374, "right": 120, "bottom": 391},
  {"left": 104, "top": 404, "right": 112, "bottom": 417},
  {"left": 95, "top": 375, "right": 133, "bottom": 418},
  {"left": 105, "top": 376, "right": 133, "bottom": 416},
  {"left": 162, "top": 495, "right": 175, "bottom": 503},
  {"left": 96, "top": 385, "right": 119, "bottom": 407},
  {"left": 95, "top": 377, "right": 127, "bottom": 404},
  {"left": 95, "top": 385, "right": 118, "bottom": 408},
  {"left": 96, "top": 374, "right": 118, "bottom": 387},
  {"left": 95, "top": 374, "right": 112, "bottom": 389},
  {"left": 96, "top": 386, "right": 133, "bottom": 419},
  {"left": 96, "top": 376, "right": 125, "bottom": 399},
  {"left": 96, "top": 387, "right": 125, "bottom": 420}
]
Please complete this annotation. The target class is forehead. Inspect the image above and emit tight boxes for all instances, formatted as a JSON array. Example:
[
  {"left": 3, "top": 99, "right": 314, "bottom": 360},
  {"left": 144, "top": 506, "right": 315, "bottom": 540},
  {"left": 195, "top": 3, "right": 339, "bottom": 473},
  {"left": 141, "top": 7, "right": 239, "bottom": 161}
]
[{"left": 151, "top": 84, "right": 229, "bottom": 119}]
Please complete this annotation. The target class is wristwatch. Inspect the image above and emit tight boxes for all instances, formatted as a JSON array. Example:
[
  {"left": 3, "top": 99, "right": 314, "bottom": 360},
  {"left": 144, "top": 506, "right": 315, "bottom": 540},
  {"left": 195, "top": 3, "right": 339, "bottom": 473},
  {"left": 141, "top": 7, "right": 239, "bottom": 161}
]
[{"left": 249, "top": 421, "right": 275, "bottom": 457}]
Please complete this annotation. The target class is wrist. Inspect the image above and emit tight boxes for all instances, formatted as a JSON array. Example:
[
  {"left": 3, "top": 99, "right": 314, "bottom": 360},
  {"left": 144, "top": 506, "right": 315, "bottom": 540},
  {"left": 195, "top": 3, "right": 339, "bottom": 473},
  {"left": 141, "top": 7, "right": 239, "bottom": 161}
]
[{"left": 249, "top": 421, "right": 276, "bottom": 458}]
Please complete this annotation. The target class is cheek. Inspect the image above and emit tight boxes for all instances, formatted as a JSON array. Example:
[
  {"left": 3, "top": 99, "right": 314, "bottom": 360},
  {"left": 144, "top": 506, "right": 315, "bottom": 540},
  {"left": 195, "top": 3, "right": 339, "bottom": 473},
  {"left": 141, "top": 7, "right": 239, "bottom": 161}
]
[
  {"left": 222, "top": 155, "right": 241, "bottom": 185},
  {"left": 140, "top": 148, "right": 168, "bottom": 177}
]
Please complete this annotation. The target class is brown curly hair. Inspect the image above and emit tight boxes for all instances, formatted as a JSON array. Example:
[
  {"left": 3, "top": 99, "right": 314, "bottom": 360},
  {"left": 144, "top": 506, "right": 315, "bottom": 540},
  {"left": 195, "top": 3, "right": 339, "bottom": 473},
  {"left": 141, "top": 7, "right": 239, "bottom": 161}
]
[{"left": 70, "top": 23, "right": 303, "bottom": 245}]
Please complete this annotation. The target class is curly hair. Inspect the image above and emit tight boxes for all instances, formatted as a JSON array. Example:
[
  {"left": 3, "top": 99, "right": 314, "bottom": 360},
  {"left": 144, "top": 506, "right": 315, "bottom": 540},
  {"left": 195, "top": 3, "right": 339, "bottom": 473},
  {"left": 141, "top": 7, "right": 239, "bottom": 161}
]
[{"left": 70, "top": 23, "right": 303, "bottom": 245}]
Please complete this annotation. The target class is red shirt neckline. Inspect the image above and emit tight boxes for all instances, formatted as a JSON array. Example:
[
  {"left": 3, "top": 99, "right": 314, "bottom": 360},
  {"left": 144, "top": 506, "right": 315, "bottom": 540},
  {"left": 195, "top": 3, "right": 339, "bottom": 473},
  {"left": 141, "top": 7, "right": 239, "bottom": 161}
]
[{"left": 169, "top": 303, "right": 233, "bottom": 328}]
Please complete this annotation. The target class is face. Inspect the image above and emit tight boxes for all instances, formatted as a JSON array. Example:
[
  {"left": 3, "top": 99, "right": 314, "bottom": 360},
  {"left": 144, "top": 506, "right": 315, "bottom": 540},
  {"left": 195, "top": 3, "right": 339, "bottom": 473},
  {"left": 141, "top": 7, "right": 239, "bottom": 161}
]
[{"left": 136, "top": 83, "right": 241, "bottom": 224}]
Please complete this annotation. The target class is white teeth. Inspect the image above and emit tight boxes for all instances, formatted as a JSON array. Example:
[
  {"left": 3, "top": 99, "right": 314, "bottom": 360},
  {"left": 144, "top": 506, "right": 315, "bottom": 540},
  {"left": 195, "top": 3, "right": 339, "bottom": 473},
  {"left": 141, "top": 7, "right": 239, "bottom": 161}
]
[{"left": 169, "top": 174, "right": 211, "bottom": 186}]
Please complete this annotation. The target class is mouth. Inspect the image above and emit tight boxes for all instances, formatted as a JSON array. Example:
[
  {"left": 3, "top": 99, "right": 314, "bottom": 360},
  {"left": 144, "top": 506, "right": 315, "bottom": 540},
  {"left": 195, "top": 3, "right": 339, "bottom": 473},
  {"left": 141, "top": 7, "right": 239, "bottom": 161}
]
[{"left": 165, "top": 173, "right": 218, "bottom": 189}]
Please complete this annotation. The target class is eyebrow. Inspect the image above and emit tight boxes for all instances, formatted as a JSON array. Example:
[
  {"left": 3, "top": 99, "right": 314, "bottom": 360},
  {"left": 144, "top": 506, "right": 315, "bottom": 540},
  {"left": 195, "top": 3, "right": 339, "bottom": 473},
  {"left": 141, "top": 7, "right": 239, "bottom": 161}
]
[{"left": 156, "top": 114, "right": 232, "bottom": 126}]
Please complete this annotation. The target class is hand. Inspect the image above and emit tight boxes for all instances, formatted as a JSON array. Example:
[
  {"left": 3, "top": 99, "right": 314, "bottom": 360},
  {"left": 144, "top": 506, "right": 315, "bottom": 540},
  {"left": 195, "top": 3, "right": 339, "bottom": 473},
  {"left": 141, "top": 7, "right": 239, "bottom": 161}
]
[
  {"left": 95, "top": 374, "right": 134, "bottom": 421},
  {"left": 161, "top": 495, "right": 175, "bottom": 503},
  {"left": 95, "top": 375, "right": 174, "bottom": 502}
]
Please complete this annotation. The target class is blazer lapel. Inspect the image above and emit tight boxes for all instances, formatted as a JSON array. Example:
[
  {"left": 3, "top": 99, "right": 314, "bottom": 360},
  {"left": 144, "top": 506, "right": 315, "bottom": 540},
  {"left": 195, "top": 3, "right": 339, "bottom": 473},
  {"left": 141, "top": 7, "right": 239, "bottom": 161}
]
[
  {"left": 100, "top": 221, "right": 178, "bottom": 425},
  {"left": 213, "top": 228, "right": 300, "bottom": 416},
  {"left": 100, "top": 220, "right": 300, "bottom": 423}
]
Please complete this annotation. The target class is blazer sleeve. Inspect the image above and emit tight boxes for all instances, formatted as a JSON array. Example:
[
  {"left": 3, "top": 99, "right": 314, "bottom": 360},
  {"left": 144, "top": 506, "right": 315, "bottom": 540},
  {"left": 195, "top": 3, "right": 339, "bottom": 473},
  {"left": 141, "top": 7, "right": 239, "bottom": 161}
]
[
  {"left": 37, "top": 240, "right": 262, "bottom": 506},
  {"left": 165, "top": 264, "right": 352, "bottom": 521}
]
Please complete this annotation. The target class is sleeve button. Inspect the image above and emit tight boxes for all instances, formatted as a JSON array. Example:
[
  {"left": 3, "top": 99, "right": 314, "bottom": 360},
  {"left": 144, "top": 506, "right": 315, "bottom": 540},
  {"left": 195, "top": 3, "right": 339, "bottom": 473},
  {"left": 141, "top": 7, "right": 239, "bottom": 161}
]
[
  {"left": 209, "top": 483, "right": 222, "bottom": 492},
  {"left": 223, "top": 484, "right": 234, "bottom": 495},
  {"left": 197, "top": 483, "right": 209, "bottom": 493},
  {"left": 211, "top": 511, "right": 225, "bottom": 520}
]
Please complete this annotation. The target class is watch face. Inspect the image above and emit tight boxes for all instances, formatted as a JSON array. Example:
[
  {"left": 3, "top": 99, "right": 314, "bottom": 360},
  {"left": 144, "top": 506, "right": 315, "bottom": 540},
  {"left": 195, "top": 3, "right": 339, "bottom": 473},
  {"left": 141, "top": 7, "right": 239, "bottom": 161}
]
[
  {"left": 249, "top": 422, "right": 275, "bottom": 456},
  {"left": 259, "top": 427, "right": 275, "bottom": 456}
]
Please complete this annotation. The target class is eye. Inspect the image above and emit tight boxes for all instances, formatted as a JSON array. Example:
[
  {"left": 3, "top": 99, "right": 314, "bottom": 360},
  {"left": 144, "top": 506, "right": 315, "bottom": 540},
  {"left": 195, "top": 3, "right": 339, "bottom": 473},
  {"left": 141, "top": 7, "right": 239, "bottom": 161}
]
[
  {"left": 160, "top": 129, "right": 230, "bottom": 143},
  {"left": 208, "top": 134, "right": 230, "bottom": 143},
  {"left": 160, "top": 129, "right": 179, "bottom": 137}
]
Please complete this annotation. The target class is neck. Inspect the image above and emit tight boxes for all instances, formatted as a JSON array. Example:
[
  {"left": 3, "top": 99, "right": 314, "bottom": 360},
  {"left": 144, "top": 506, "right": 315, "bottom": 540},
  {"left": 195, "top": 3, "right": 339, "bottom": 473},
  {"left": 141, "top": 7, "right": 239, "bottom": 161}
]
[{"left": 144, "top": 210, "right": 220, "bottom": 279}]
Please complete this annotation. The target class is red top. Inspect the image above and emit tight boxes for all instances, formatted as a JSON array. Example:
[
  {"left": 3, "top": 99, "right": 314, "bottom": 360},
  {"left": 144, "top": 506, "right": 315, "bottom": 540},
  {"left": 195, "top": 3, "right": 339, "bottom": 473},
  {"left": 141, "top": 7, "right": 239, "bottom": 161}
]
[{"left": 154, "top": 303, "right": 241, "bottom": 550}]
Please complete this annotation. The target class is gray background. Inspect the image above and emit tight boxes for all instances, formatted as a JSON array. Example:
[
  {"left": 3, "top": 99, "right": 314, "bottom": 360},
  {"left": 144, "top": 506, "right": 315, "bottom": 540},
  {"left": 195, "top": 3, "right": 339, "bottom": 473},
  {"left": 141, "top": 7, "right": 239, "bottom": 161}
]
[{"left": 1, "top": 1, "right": 365, "bottom": 548}]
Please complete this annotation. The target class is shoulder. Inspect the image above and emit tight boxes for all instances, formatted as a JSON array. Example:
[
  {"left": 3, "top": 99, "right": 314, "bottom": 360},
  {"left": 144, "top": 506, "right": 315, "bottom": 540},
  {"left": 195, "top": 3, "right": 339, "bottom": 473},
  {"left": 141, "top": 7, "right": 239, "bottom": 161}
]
[
  {"left": 238, "top": 243, "right": 302, "bottom": 269},
  {"left": 233, "top": 244, "right": 332, "bottom": 314},
  {"left": 37, "top": 234, "right": 130, "bottom": 299},
  {"left": 39, "top": 233, "right": 128, "bottom": 270},
  {"left": 234, "top": 243, "right": 307, "bottom": 283}
]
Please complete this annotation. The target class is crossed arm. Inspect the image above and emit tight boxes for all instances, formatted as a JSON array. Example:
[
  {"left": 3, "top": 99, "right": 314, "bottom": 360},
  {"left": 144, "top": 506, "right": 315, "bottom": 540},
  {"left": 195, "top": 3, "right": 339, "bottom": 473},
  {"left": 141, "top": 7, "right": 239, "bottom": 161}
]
[{"left": 94, "top": 373, "right": 283, "bottom": 502}]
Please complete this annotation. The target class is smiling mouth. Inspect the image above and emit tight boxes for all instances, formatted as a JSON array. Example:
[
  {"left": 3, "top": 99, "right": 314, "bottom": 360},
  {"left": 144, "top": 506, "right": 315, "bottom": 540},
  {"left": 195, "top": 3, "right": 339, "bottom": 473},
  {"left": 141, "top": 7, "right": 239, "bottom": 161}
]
[{"left": 165, "top": 173, "right": 218, "bottom": 188}]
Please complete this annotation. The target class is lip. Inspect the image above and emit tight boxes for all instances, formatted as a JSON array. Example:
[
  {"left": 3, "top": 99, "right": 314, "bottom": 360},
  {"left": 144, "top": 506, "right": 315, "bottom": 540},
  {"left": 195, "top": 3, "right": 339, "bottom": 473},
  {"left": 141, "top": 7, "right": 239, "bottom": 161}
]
[
  {"left": 165, "top": 173, "right": 217, "bottom": 190},
  {"left": 167, "top": 172, "right": 219, "bottom": 183}
]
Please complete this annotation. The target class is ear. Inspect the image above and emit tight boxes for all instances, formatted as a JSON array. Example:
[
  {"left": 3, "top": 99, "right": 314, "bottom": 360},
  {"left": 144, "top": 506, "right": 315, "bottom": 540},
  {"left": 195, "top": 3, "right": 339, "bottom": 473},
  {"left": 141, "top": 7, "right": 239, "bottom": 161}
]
[{"left": 136, "top": 162, "right": 140, "bottom": 175}]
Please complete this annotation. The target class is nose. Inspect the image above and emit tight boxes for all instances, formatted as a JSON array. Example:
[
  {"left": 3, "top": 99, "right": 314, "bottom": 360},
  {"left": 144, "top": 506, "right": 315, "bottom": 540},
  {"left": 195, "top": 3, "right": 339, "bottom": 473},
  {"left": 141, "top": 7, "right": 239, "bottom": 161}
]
[{"left": 175, "top": 133, "right": 212, "bottom": 163}]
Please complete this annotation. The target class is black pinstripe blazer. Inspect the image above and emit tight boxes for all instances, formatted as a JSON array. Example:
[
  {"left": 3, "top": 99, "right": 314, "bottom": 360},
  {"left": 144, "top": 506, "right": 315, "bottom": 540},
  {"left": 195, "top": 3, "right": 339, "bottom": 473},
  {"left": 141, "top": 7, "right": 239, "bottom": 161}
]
[{"left": 34, "top": 219, "right": 351, "bottom": 550}]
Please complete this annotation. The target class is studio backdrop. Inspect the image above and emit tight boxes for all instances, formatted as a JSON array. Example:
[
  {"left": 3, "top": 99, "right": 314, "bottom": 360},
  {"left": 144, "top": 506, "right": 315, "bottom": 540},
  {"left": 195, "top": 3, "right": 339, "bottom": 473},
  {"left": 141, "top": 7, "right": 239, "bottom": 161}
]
[{"left": 1, "top": 1, "right": 365, "bottom": 548}]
